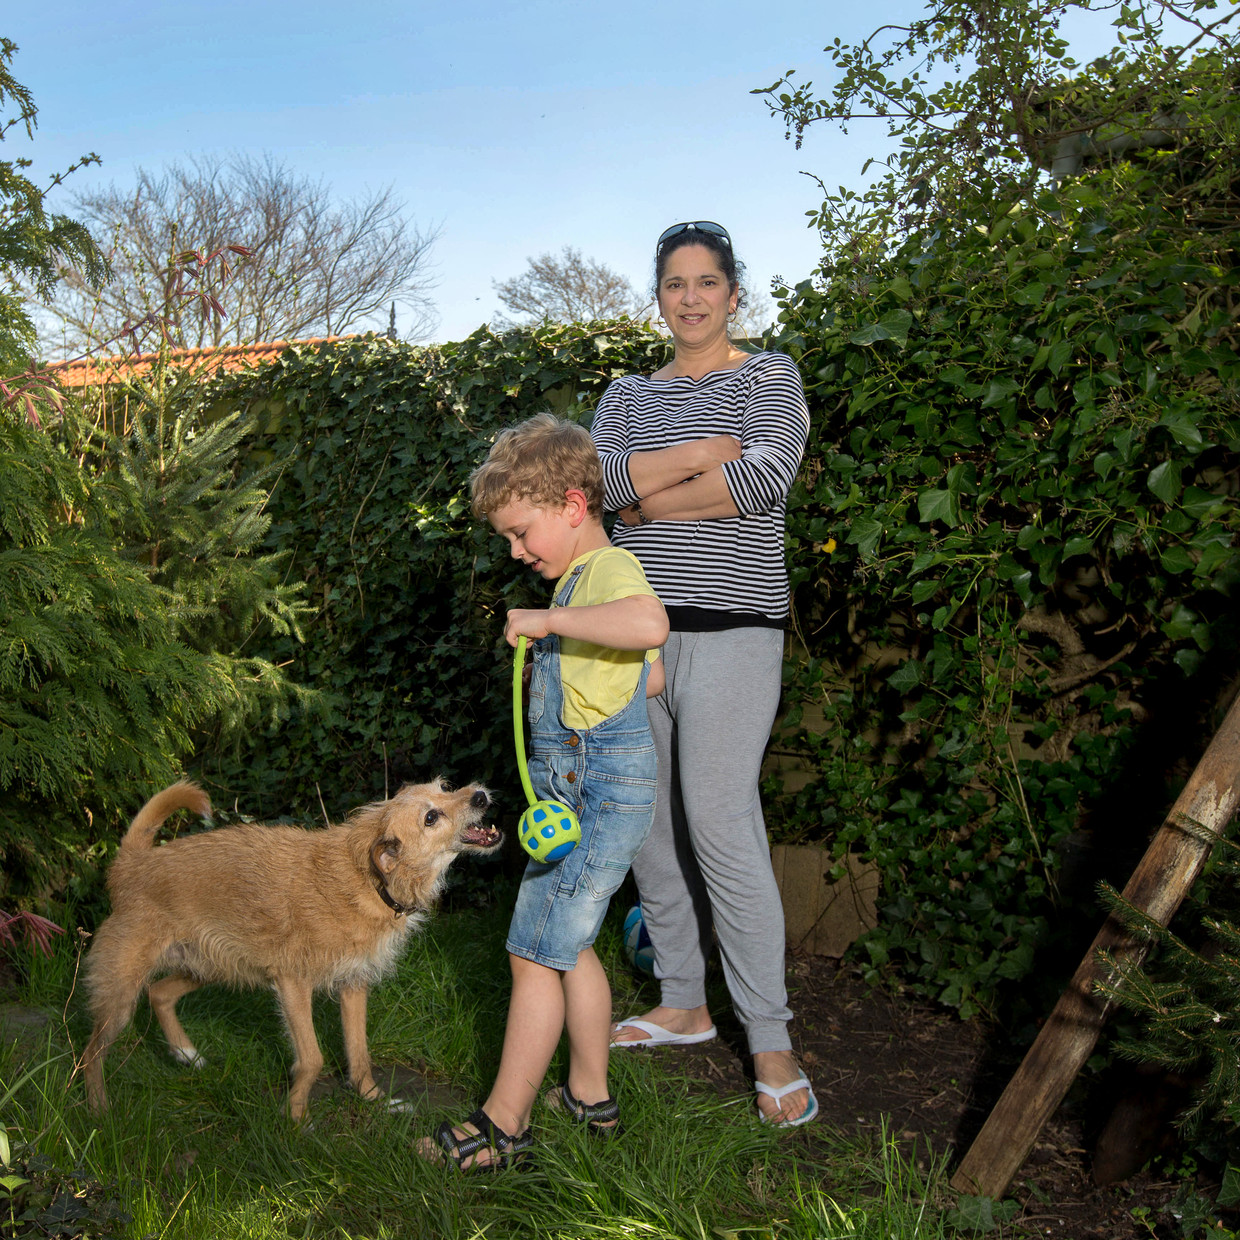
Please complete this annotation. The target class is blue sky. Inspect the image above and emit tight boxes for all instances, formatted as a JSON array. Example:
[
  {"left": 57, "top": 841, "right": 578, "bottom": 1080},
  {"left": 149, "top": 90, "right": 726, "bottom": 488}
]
[{"left": 9, "top": 2, "right": 1117, "bottom": 346}]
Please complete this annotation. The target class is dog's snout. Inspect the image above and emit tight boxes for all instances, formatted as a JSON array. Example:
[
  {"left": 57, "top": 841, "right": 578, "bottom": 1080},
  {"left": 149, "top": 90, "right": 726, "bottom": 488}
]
[{"left": 471, "top": 789, "right": 490, "bottom": 809}]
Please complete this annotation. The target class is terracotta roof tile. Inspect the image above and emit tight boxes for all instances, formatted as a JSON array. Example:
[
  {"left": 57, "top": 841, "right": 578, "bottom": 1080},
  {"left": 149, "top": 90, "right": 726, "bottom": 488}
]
[{"left": 44, "top": 336, "right": 359, "bottom": 389}]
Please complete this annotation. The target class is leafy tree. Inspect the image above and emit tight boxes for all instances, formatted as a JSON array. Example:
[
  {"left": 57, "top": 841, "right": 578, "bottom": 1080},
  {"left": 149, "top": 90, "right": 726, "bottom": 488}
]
[
  {"left": 0, "top": 44, "right": 190, "bottom": 905},
  {"left": 71, "top": 364, "right": 317, "bottom": 747},
  {"left": 745, "top": 0, "right": 1239, "bottom": 1015},
  {"left": 0, "top": 49, "right": 314, "bottom": 908},
  {"left": 493, "top": 246, "right": 648, "bottom": 326},
  {"left": 1, "top": 364, "right": 316, "bottom": 907},
  {"left": 42, "top": 153, "right": 439, "bottom": 354},
  {"left": 0, "top": 38, "right": 108, "bottom": 372},
  {"left": 755, "top": 0, "right": 1238, "bottom": 260},
  {"left": 0, "top": 402, "right": 236, "bottom": 905}
]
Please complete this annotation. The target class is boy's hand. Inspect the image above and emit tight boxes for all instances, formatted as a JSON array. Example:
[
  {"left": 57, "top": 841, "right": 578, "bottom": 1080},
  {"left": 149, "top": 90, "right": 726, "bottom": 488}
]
[{"left": 504, "top": 608, "right": 554, "bottom": 647}]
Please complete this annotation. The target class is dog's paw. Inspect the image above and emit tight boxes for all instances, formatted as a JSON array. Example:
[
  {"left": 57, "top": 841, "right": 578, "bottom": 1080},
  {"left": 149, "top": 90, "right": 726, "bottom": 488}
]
[
  {"left": 384, "top": 1095, "right": 417, "bottom": 1115},
  {"left": 168, "top": 1046, "right": 206, "bottom": 1069}
]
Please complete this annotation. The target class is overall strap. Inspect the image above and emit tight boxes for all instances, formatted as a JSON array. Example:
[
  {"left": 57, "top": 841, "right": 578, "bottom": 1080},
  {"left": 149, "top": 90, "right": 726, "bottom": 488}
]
[
  {"left": 552, "top": 561, "right": 587, "bottom": 609},
  {"left": 530, "top": 563, "right": 587, "bottom": 735}
]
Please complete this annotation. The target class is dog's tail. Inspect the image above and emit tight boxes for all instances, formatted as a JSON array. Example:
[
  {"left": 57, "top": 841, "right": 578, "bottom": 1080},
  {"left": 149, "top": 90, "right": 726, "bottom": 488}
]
[{"left": 120, "top": 781, "right": 212, "bottom": 851}]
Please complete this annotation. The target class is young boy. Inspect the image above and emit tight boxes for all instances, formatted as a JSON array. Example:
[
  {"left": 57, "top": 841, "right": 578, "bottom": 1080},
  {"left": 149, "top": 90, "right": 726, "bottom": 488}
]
[{"left": 419, "top": 412, "right": 668, "bottom": 1171}]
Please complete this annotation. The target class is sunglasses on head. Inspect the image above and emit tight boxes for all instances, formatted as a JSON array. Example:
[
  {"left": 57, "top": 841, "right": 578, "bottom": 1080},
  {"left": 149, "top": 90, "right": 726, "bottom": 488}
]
[{"left": 656, "top": 221, "right": 732, "bottom": 252}]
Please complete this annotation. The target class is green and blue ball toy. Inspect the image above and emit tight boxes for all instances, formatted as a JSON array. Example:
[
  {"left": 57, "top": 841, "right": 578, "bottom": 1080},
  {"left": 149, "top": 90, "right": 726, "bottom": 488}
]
[{"left": 513, "top": 635, "right": 581, "bottom": 863}]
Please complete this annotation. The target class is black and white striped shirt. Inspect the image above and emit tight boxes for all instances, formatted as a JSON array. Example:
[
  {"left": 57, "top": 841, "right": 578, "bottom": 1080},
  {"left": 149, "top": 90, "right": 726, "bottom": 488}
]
[{"left": 591, "top": 351, "right": 810, "bottom": 627}]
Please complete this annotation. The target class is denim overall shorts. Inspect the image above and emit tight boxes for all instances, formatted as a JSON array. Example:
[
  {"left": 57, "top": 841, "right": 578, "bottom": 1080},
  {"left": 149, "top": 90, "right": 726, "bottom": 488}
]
[{"left": 506, "top": 562, "right": 657, "bottom": 971}]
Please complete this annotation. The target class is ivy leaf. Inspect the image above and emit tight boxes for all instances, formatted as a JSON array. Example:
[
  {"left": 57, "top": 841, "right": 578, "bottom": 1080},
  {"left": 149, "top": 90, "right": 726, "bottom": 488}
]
[
  {"left": 886, "top": 277, "right": 914, "bottom": 302},
  {"left": 1196, "top": 541, "right": 1236, "bottom": 578},
  {"left": 887, "top": 659, "right": 923, "bottom": 692},
  {"left": 1159, "top": 545, "right": 1194, "bottom": 575},
  {"left": 1047, "top": 340, "right": 1072, "bottom": 375},
  {"left": 918, "top": 487, "right": 959, "bottom": 526},
  {"left": 1181, "top": 486, "right": 1225, "bottom": 518},
  {"left": 1174, "top": 648, "right": 1204, "bottom": 675},
  {"left": 980, "top": 377, "right": 1019, "bottom": 408},
  {"left": 1158, "top": 411, "right": 1203, "bottom": 450},
  {"left": 903, "top": 404, "right": 936, "bottom": 437},
  {"left": 848, "top": 323, "right": 887, "bottom": 346},
  {"left": 1010, "top": 571, "right": 1034, "bottom": 607},
  {"left": 1012, "top": 281, "right": 1048, "bottom": 306},
  {"left": 845, "top": 516, "right": 883, "bottom": 560},
  {"left": 1147, "top": 460, "right": 1182, "bottom": 504},
  {"left": 1217, "top": 1164, "right": 1240, "bottom": 1209},
  {"left": 911, "top": 578, "right": 941, "bottom": 604},
  {"left": 848, "top": 309, "right": 914, "bottom": 348}
]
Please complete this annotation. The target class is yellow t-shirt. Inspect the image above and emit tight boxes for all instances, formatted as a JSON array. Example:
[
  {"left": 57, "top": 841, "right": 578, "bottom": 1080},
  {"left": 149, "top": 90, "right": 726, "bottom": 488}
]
[{"left": 553, "top": 547, "right": 661, "bottom": 731}]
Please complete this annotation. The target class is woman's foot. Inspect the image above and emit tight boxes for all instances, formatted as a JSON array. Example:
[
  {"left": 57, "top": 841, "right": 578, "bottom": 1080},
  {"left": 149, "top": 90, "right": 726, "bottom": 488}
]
[
  {"left": 752, "top": 1050, "right": 815, "bottom": 1125},
  {"left": 609, "top": 1004, "right": 715, "bottom": 1046}
]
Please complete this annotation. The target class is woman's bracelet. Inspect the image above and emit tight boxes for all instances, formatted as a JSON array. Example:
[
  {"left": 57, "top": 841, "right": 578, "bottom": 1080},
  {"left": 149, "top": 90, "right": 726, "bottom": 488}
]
[{"left": 634, "top": 501, "right": 652, "bottom": 525}]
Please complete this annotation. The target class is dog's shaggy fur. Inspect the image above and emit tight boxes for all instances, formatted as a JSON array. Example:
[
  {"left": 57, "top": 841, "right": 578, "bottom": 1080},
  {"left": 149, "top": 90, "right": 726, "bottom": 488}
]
[{"left": 82, "top": 778, "right": 499, "bottom": 1120}]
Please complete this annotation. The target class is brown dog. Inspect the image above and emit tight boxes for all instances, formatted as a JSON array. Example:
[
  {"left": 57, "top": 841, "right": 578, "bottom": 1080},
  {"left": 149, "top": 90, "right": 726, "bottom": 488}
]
[{"left": 82, "top": 778, "right": 499, "bottom": 1120}]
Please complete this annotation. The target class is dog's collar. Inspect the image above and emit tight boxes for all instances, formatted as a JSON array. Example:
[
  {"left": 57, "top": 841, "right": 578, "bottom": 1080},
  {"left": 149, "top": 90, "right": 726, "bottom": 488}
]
[
  {"left": 370, "top": 864, "right": 411, "bottom": 918},
  {"left": 376, "top": 883, "right": 409, "bottom": 918}
]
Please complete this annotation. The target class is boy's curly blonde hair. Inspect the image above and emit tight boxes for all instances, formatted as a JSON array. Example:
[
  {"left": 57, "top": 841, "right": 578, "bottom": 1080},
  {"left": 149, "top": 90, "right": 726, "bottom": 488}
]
[{"left": 470, "top": 412, "right": 604, "bottom": 519}]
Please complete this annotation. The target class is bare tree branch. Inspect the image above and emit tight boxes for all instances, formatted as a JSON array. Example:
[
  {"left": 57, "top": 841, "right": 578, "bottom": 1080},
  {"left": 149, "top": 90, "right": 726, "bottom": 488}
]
[
  {"left": 493, "top": 246, "right": 648, "bottom": 327},
  {"left": 40, "top": 153, "right": 439, "bottom": 354}
]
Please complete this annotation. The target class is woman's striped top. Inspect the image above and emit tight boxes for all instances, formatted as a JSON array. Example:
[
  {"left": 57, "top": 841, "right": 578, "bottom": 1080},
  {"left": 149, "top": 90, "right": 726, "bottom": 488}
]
[{"left": 590, "top": 351, "right": 810, "bottom": 627}]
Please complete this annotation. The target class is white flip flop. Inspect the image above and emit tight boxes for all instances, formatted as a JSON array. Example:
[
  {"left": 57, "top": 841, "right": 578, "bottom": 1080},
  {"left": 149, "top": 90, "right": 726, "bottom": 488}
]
[
  {"left": 755, "top": 1076, "right": 818, "bottom": 1127},
  {"left": 609, "top": 1018, "right": 718, "bottom": 1048}
]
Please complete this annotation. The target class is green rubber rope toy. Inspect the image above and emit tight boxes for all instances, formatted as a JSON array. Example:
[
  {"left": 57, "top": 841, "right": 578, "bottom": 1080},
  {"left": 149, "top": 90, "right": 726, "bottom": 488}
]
[{"left": 513, "top": 634, "right": 582, "bottom": 863}]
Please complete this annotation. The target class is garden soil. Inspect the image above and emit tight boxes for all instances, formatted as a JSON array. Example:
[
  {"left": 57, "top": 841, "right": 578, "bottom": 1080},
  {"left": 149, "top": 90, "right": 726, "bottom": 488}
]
[{"left": 692, "top": 954, "right": 1206, "bottom": 1240}]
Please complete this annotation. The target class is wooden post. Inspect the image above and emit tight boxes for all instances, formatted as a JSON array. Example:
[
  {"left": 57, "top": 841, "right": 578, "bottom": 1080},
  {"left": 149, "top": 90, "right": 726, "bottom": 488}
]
[{"left": 951, "top": 690, "right": 1240, "bottom": 1200}]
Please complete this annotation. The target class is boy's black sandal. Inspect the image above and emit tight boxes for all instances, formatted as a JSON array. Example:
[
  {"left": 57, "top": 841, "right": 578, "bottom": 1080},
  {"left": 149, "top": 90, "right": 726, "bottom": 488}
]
[
  {"left": 433, "top": 1107, "right": 532, "bottom": 1171},
  {"left": 556, "top": 1083, "right": 622, "bottom": 1136}
]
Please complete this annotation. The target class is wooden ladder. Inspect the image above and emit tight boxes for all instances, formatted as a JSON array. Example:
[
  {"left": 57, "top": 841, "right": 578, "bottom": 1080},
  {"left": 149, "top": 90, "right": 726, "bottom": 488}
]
[{"left": 951, "top": 688, "right": 1240, "bottom": 1200}]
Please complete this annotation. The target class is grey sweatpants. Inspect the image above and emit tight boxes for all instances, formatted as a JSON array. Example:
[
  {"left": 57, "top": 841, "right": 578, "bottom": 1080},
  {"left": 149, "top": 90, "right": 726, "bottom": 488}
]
[{"left": 633, "top": 627, "right": 793, "bottom": 1055}]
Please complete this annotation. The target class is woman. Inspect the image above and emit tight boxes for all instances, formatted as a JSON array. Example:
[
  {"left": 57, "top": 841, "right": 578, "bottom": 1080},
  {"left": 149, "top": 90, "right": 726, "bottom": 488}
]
[{"left": 590, "top": 221, "right": 815, "bottom": 1126}]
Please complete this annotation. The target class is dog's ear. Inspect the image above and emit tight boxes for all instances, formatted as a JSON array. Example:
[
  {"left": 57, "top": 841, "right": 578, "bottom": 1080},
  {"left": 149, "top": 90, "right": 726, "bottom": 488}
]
[{"left": 371, "top": 836, "right": 402, "bottom": 876}]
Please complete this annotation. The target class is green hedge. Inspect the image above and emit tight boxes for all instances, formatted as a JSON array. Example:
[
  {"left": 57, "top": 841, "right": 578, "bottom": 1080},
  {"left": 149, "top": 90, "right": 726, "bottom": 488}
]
[
  {"left": 762, "top": 162, "right": 1239, "bottom": 1012},
  {"left": 195, "top": 320, "right": 670, "bottom": 822}
]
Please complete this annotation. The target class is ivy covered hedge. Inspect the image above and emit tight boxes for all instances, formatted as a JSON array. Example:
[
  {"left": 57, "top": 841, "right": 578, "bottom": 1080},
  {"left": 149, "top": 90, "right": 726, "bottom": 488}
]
[
  {"left": 761, "top": 119, "right": 1239, "bottom": 1013},
  {"left": 195, "top": 321, "right": 670, "bottom": 824}
]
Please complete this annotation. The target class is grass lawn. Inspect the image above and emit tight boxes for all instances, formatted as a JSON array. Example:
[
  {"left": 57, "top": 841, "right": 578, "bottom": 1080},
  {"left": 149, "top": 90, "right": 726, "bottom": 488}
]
[{"left": 0, "top": 891, "right": 959, "bottom": 1240}]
